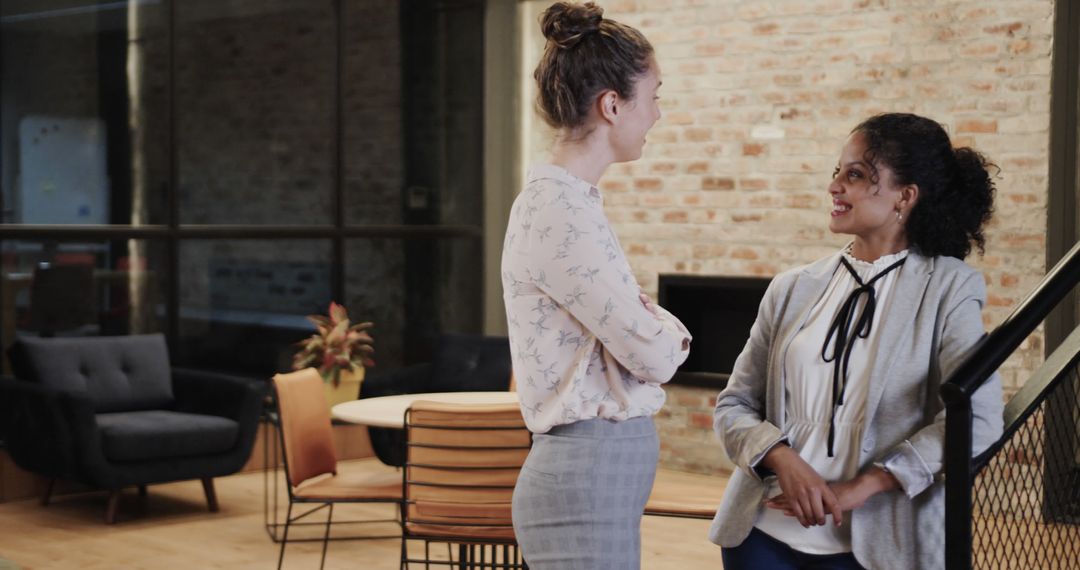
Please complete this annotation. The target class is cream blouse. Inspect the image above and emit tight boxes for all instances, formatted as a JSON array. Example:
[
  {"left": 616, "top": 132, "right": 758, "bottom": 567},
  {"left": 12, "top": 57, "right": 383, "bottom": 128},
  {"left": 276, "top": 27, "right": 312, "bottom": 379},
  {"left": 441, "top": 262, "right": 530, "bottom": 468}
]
[
  {"left": 501, "top": 164, "right": 691, "bottom": 433},
  {"left": 755, "top": 247, "right": 908, "bottom": 554}
]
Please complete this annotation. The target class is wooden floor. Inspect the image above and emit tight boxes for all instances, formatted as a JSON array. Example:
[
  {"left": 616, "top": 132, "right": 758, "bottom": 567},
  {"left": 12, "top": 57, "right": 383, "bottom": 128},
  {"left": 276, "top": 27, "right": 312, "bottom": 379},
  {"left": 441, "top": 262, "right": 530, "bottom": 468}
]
[{"left": 0, "top": 463, "right": 727, "bottom": 569}]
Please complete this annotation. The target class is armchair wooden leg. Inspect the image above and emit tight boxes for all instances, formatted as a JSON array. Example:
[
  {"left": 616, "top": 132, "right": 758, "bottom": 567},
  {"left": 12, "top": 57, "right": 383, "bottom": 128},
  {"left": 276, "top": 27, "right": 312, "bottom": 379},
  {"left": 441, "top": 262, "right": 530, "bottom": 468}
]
[
  {"left": 201, "top": 477, "right": 219, "bottom": 512},
  {"left": 40, "top": 478, "right": 55, "bottom": 506},
  {"left": 105, "top": 490, "right": 121, "bottom": 524}
]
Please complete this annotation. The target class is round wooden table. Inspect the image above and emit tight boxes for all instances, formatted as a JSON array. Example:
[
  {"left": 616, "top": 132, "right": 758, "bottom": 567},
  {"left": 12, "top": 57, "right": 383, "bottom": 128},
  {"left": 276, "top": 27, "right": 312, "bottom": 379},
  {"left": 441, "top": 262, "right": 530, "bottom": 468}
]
[{"left": 331, "top": 391, "right": 520, "bottom": 428}]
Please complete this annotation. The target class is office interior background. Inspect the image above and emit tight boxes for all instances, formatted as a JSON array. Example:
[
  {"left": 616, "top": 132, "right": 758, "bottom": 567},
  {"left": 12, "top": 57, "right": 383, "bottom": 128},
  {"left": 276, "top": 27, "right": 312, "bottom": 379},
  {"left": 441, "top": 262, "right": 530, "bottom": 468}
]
[
  {"left": 0, "top": 0, "right": 1074, "bottom": 484},
  {"left": 1, "top": 0, "right": 486, "bottom": 380}
]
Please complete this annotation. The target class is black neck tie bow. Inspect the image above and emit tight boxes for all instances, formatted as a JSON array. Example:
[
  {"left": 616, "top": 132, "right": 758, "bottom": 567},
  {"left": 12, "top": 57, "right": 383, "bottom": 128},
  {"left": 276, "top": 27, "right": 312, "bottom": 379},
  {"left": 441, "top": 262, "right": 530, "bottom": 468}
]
[{"left": 821, "top": 255, "right": 906, "bottom": 457}]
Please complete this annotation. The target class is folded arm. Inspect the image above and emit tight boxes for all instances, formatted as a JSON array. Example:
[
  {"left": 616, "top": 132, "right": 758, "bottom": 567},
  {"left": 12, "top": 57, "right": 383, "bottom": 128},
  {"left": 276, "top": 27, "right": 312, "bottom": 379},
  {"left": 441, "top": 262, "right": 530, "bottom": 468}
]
[
  {"left": 527, "top": 192, "right": 691, "bottom": 383},
  {"left": 713, "top": 274, "right": 789, "bottom": 479},
  {"left": 876, "top": 271, "right": 1004, "bottom": 498}
]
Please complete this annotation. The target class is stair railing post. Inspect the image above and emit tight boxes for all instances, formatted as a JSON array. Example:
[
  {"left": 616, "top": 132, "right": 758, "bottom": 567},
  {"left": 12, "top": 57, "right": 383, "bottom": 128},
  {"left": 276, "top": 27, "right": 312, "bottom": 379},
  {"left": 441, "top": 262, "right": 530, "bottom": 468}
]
[{"left": 943, "top": 383, "right": 974, "bottom": 570}]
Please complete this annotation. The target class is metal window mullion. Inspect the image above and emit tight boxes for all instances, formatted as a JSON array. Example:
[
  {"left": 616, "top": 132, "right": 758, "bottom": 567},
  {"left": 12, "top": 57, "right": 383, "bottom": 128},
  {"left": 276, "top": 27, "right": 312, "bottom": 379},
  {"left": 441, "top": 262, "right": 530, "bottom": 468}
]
[
  {"left": 166, "top": 0, "right": 179, "bottom": 346},
  {"left": 332, "top": 0, "right": 345, "bottom": 304}
]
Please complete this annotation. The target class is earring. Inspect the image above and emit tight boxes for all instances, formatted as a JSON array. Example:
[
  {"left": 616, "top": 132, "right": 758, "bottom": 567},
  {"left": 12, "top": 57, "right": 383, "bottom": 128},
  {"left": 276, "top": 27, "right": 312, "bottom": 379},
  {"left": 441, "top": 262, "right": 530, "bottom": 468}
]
[{"left": 895, "top": 209, "right": 903, "bottom": 222}]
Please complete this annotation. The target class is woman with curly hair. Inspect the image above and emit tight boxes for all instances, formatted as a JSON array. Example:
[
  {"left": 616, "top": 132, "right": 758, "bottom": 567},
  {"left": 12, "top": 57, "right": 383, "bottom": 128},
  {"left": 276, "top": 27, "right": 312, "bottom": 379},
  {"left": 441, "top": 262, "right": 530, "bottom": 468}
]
[
  {"left": 502, "top": 2, "right": 690, "bottom": 569},
  {"left": 709, "top": 113, "right": 1004, "bottom": 570}
]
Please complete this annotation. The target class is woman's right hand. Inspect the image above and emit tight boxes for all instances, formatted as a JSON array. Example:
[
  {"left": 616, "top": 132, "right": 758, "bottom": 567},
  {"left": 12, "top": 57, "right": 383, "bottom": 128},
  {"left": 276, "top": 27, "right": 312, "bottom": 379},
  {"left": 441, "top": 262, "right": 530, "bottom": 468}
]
[{"left": 760, "top": 444, "right": 843, "bottom": 528}]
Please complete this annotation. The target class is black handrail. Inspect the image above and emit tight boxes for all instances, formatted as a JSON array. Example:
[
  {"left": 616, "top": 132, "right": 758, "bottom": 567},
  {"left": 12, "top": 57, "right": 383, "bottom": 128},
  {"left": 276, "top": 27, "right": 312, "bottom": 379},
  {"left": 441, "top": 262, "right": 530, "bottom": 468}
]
[
  {"left": 997, "top": 323, "right": 1080, "bottom": 454},
  {"left": 942, "top": 240, "right": 1080, "bottom": 402},
  {"left": 941, "top": 239, "right": 1080, "bottom": 570}
]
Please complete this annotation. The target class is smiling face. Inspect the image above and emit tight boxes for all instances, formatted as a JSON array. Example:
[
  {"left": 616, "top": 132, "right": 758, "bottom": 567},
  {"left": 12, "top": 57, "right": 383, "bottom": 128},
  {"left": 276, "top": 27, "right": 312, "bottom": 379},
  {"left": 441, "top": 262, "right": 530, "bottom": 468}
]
[
  {"left": 828, "top": 131, "right": 913, "bottom": 250},
  {"left": 609, "top": 59, "right": 662, "bottom": 162}
]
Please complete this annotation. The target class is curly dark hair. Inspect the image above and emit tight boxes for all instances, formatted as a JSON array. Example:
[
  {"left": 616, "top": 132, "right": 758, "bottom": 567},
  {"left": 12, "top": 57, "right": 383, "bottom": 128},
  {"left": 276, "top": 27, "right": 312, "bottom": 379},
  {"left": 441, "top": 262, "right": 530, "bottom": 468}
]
[
  {"left": 533, "top": 2, "right": 653, "bottom": 130},
  {"left": 853, "top": 113, "right": 997, "bottom": 260}
]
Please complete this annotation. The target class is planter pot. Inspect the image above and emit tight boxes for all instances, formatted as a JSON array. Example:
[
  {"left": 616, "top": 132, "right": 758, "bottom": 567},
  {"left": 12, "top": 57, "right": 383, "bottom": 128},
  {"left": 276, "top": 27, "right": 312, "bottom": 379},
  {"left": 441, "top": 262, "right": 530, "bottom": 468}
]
[{"left": 323, "top": 367, "right": 365, "bottom": 408}]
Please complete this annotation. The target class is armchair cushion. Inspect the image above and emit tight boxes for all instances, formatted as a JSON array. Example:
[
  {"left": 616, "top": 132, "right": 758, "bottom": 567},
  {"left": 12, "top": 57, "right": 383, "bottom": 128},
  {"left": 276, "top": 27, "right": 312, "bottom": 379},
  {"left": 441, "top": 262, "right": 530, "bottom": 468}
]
[
  {"left": 10, "top": 334, "right": 173, "bottom": 413},
  {"left": 97, "top": 410, "right": 239, "bottom": 462}
]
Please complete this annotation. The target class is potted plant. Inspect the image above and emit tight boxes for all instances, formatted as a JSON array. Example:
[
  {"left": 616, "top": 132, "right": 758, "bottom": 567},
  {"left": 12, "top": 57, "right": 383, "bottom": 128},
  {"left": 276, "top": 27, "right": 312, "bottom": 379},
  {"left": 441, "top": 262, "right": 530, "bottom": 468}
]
[{"left": 293, "top": 301, "right": 375, "bottom": 406}]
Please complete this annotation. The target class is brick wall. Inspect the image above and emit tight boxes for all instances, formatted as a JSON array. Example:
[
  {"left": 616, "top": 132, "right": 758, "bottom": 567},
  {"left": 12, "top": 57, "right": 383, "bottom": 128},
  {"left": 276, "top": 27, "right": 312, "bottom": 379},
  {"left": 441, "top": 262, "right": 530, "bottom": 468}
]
[{"left": 519, "top": 0, "right": 1054, "bottom": 474}]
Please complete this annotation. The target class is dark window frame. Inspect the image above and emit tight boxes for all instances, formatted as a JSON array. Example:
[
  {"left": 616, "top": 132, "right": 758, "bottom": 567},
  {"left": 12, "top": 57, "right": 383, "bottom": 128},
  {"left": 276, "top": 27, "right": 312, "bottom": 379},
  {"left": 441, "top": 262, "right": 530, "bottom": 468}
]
[
  {"left": 1046, "top": 0, "right": 1080, "bottom": 354},
  {"left": 0, "top": 0, "right": 485, "bottom": 358}
]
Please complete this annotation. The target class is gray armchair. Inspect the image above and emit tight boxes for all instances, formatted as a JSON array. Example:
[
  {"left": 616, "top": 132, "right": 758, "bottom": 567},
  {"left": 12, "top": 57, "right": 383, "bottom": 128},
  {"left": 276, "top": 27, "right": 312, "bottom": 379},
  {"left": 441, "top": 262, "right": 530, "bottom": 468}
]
[{"left": 1, "top": 333, "right": 264, "bottom": 523}]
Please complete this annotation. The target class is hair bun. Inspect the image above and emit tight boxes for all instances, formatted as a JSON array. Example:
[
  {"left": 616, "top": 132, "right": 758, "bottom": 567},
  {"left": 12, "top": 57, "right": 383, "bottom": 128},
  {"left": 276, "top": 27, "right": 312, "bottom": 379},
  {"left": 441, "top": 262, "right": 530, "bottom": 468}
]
[{"left": 541, "top": 2, "right": 604, "bottom": 50}]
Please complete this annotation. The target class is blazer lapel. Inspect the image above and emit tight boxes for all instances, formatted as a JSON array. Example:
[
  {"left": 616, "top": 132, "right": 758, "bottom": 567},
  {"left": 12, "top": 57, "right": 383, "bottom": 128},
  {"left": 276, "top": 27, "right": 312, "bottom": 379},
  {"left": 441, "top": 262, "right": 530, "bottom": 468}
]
[
  {"left": 862, "top": 252, "right": 934, "bottom": 430},
  {"left": 767, "top": 253, "right": 841, "bottom": 429}
]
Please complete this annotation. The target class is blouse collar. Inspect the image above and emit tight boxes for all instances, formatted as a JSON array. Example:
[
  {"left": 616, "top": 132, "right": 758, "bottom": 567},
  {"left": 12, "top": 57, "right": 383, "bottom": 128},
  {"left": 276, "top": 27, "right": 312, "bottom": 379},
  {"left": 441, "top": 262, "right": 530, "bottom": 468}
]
[
  {"left": 527, "top": 163, "right": 602, "bottom": 201},
  {"left": 841, "top": 242, "right": 909, "bottom": 269}
]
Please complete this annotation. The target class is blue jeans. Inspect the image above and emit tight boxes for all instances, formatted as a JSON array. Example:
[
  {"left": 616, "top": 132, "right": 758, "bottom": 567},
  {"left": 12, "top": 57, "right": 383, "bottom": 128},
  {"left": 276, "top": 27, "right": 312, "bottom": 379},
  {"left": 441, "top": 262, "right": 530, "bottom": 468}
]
[{"left": 721, "top": 528, "right": 865, "bottom": 570}]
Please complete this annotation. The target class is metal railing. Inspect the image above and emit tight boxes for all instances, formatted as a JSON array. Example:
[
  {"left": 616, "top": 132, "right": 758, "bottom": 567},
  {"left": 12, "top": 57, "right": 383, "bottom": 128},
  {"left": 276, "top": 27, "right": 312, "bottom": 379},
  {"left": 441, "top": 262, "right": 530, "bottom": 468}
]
[{"left": 942, "top": 240, "right": 1080, "bottom": 569}]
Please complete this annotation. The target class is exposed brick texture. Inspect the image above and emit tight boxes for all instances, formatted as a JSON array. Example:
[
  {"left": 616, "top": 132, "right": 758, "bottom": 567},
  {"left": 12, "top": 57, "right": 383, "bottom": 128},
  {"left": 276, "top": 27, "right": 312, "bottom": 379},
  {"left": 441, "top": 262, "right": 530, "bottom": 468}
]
[{"left": 521, "top": 0, "right": 1053, "bottom": 474}]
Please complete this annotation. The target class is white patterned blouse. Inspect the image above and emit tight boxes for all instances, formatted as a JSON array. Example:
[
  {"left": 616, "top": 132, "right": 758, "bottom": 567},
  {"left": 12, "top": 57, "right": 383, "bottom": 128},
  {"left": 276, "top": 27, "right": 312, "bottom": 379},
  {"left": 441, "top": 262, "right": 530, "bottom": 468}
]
[{"left": 501, "top": 163, "right": 691, "bottom": 434}]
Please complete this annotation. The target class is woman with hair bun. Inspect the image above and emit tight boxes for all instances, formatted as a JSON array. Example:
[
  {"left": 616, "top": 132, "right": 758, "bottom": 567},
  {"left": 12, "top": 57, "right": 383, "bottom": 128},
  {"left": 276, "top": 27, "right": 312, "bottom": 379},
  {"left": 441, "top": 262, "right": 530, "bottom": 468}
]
[
  {"left": 710, "top": 113, "right": 1005, "bottom": 570},
  {"left": 501, "top": 2, "right": 690, "bottom": 568}
]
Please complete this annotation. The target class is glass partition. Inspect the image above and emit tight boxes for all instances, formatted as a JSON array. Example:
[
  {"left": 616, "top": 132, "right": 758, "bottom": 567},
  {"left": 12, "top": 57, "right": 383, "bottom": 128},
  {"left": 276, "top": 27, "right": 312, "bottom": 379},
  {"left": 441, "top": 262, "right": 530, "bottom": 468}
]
[
  {"left": 0, "top": 0, "right": 486, "bottom": 377},
  {"left": 175, "top": 0, "right": 336, "bottom": 225},
  {"left": 345, "top": 236, "right": 482, "bottom": 369},
  {"left": 0, "top": 237, "right": 168, "bottom": 371},
  {"left": 0, "top": 0, "right": 171, "bottom": 225},
  {"left": 175, "top": 239, "right": 332, "bottom": 375}
]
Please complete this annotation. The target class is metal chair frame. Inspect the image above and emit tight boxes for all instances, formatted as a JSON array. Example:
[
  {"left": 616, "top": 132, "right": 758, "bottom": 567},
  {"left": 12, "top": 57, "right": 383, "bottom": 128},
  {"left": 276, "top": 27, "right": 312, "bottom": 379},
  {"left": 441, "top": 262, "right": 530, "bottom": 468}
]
[
  {"left": 401, "top": 403, "right": 530, "bottom": 570},
  {"left": 262, "top": 407, "right": 402, "bottom": 544},
  {"left": 272, "top": 372, "right": 403, "bottom": 570}
]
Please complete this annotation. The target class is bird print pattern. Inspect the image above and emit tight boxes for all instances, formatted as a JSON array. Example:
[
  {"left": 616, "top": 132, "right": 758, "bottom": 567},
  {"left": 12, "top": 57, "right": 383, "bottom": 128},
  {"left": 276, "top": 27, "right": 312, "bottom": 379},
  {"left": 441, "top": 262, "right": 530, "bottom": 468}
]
[{"left": 502, "top": 164, "right": 692, "bottom": 433}]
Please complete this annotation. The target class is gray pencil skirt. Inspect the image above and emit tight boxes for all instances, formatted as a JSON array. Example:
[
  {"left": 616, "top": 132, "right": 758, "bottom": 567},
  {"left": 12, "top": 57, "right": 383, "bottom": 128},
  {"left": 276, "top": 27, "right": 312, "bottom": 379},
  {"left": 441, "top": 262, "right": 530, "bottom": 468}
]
[{"left": 511, "top": 416, "right": 659, "bottom": 570}]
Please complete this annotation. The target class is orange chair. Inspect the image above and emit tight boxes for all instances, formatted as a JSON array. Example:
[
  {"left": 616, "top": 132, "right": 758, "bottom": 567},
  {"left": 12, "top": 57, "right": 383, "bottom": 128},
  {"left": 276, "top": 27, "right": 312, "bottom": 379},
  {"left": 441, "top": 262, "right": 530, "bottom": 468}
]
[
  {"left": 402, "top": 401, "right": 531, "bottom": 569},
  {"left": 272, "top": 368, "right": 403, "bottom": 569}
]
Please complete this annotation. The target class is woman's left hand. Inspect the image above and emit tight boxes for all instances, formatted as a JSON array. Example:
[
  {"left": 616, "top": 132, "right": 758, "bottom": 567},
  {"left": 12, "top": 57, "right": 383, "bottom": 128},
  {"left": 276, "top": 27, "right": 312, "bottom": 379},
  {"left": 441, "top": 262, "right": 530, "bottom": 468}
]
[{"left": 766, "top": 467, "right": 899, "bottom": 518}]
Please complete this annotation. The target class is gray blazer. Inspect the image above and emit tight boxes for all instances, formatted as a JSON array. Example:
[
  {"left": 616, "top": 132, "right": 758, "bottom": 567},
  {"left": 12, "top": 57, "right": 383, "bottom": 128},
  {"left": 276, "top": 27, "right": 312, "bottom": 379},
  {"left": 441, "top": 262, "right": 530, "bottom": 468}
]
[{"left": 709, "top": 250, "right": 1004, "bottom": 570}]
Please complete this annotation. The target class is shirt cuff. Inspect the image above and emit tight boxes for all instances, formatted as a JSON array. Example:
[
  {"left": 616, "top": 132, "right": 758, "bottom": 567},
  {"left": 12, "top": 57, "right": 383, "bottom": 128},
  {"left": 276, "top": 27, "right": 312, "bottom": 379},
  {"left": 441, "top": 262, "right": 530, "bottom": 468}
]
[
  {"left": 877, "top": 440, "right": 935, "bottom": 498},
  {"left": 748, "top": 436, "right": 790, "bottom": 481},
  {"left": 653, "top": 305, "right": 692, "bottom": 339}
]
